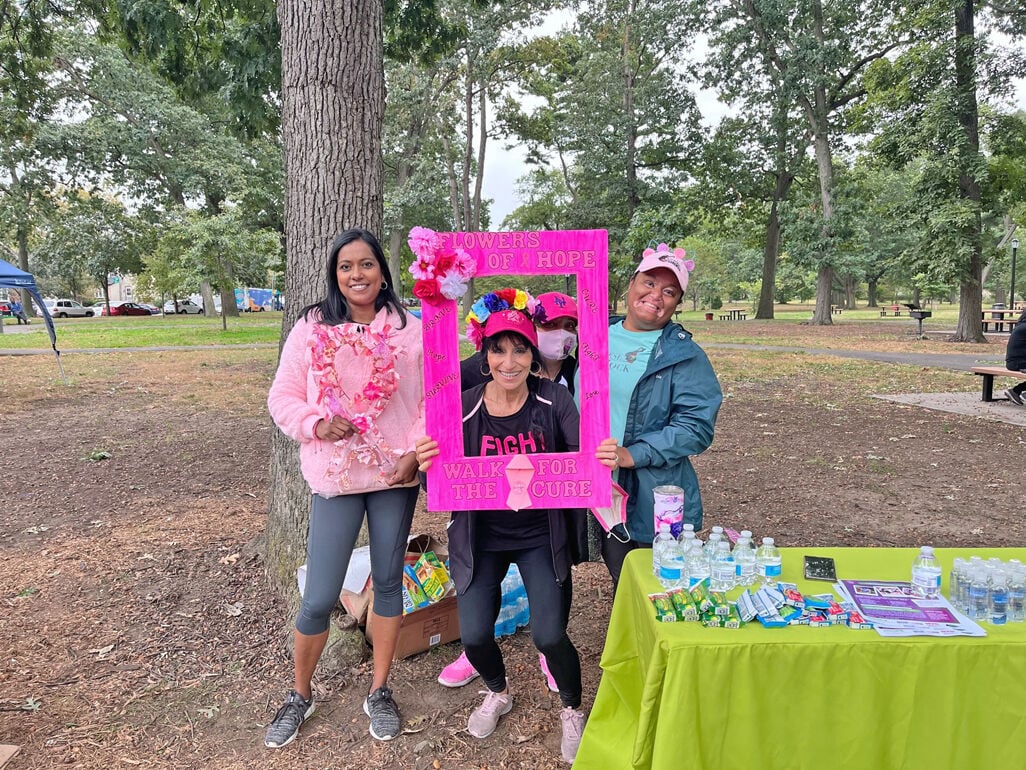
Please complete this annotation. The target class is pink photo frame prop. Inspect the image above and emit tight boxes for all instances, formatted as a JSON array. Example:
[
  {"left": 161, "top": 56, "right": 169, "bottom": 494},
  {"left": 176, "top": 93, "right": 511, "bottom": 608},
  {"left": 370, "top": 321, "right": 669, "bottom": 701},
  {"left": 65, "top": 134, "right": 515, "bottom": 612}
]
[{"left": 420, "top": 229, "right": 610, "bottom": 512}]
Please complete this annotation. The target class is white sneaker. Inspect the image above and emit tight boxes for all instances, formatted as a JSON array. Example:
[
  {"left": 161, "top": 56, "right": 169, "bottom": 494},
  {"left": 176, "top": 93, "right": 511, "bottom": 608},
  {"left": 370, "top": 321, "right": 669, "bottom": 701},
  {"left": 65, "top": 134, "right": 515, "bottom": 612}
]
[{"left": 1005, "top": 389, "right": 1025, "bottom": 406}]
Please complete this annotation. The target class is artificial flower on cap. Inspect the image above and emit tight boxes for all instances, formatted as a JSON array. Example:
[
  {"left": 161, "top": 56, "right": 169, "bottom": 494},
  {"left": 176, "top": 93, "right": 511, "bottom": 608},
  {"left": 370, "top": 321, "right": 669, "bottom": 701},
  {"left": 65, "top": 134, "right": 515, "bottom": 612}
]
[
  {"left": 466, "top": 288, "right": 544, "bottom": 349},
  {"left": 634, "top": 243, "right": 695, "bottom": 293}
]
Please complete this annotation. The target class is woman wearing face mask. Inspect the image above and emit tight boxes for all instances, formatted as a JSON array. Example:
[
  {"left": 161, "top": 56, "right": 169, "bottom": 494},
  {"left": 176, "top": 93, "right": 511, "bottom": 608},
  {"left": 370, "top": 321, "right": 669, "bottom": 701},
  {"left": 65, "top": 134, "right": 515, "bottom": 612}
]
[
  {"left": 534, "top": 292, "right": 579, "bottom": 394},
  {"left": 460, "top": 291, "right": 578, "bottom": 394}
]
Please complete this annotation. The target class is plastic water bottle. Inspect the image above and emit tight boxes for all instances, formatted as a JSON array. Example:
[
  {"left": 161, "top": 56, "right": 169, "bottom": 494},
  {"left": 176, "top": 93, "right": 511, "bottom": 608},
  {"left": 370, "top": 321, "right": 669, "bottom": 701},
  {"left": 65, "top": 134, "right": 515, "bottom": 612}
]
[
  {"left": 968, "top": 567, "right": 989, "bottom": 621},
  {"left": 653, "top": 524, "right": 683, "bottom": 588},
  {"left": 678, "top": 530, "right": 696, "bottom": 575},
  {"left": 733, "top": 536, "right": 757, "bottom": 586},
  {"left": 686, "top": 537, "right": 709, "bottom": 585},
  {"left": 910, "top": 546, "right": 942, "bottom": 599},
  {"left": 1008, "top": 567, "right": 1025, "bottom": 623},
  {"left": 755, "top": 537, "right": 782, "bottom": 586},
  {"left": 989, "top": 569, "right": 1009, "bottom": 625},
  {"left": 949, "top": 557, "right": 967, "bottom": 611},
  {"left": 653, "top": 523, "right": 671, "bottom": 575},
  {"left": 710, "top": 540, "right": 735, "bottom": 591}
]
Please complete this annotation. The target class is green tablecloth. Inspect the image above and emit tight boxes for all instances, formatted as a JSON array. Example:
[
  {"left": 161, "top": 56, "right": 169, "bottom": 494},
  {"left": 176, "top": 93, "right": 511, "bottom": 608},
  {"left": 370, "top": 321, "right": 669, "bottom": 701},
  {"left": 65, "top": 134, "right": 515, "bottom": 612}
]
[{"left": 575, "top": 547, "right": 1026, "bottom": 770}]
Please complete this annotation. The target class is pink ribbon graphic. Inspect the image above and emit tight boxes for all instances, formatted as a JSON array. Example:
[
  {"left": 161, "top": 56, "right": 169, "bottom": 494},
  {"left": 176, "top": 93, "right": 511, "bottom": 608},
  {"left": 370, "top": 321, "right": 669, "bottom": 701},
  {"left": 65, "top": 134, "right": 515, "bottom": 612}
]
[{"left": 504, "top": 455, "right": 536, "bottom": 510}]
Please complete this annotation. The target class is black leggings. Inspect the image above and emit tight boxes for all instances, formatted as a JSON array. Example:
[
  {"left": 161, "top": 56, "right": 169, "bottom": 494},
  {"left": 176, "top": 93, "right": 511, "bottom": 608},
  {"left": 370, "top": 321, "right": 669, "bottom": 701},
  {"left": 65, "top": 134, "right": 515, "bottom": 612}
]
[
  {"left": 600, "top": 535, "right": 648, "bottom": 594},
  {"left": 458, "top": 544, "right": 582, "bottom": 709}
]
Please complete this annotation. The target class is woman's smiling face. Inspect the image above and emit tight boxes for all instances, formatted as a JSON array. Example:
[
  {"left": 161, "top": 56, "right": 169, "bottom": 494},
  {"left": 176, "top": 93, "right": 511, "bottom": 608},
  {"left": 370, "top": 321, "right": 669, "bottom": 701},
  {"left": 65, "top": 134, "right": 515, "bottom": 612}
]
[
  {"left": 624, "top": 268, "right": 682, "bottom": 331},
  {"left": 335, "top": 239, "right": 382, "bottom": 321},
  {"left": 485, "top": 332, "right": 534, "bottom": 394}
]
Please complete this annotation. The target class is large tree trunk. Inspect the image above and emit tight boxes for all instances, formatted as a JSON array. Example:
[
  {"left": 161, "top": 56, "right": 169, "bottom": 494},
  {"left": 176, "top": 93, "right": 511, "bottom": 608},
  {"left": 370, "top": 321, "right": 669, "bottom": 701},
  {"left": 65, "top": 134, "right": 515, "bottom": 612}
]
[
  {"left": 756, "top": 171, "right": 793, "bottom": 319},
  {"left": 868, "top": 278, "right": 879, "bottom": 307},
  {"left": 951, "top": 0, "right": 986, "bottom": 343},
  {"left": 267, "top": 0, "right": 385, "bottom": 594}
]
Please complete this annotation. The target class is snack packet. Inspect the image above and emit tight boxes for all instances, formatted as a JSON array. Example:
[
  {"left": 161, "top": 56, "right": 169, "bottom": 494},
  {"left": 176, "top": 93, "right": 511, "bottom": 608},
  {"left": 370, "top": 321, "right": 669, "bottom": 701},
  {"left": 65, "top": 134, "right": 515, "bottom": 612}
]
[
  {"left": 649, "top": 592, "right": 677, "bottom": 622},
  {"left": 667, "top": 587, "right": 698, "bottom": 621},
  {"left": 402, "top": 565, "right": 430, "bottom": 611}
]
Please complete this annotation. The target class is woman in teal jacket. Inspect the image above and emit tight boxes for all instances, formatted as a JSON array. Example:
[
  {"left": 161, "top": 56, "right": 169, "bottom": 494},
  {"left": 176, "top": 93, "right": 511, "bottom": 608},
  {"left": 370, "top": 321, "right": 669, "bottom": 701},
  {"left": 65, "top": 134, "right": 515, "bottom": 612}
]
[{"left": 600, "top": 244, "right": 722, "bottom": 589}]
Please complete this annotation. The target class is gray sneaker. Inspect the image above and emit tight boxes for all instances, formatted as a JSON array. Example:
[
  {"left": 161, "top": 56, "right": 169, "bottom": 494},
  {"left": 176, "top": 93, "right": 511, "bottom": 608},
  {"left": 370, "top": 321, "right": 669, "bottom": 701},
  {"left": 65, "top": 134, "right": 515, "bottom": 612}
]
[
  {"left": 264, "top": 689, "right": 315, "bottom": 748},
  {"left": 1006, "top": 389, "right": 1025, "bottom": 406},
  {"left": 363, "top": 686, "right": 401, "bottom": 740}
]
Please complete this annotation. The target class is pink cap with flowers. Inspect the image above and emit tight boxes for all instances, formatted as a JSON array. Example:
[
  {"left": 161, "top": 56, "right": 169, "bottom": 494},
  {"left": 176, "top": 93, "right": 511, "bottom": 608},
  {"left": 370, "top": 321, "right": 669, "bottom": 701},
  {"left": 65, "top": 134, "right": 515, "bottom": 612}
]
[
  {"left": 536, "top": 292, "right": 578, "bottom": 322},
  {"left": 466, "top": 287, "right": 544, "bottom": 350},
  {"left": 634, "top": 243, "right": 695, "bottom": 293}
]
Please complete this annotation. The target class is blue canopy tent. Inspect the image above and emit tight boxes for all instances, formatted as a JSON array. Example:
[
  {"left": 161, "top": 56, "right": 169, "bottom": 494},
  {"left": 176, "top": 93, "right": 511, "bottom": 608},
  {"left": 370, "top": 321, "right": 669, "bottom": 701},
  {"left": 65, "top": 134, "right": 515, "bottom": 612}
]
[{"left": 0, "top": 258, "right": 67, "bottom": 382}]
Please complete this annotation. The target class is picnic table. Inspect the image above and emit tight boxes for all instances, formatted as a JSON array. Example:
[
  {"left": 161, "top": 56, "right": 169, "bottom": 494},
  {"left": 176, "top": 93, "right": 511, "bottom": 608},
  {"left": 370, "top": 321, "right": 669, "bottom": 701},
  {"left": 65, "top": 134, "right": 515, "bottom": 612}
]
[
  {"left": 981, "top": 309, "right": 1020, "bottom": 333},
  {"left": 717, "top": 308, "right": 747, "bottom": 321}
]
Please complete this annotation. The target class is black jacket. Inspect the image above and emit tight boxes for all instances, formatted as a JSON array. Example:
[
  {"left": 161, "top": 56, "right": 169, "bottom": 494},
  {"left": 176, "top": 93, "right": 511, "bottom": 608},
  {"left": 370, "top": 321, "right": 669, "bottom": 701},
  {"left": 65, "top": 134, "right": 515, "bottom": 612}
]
[
  {"left": 446, "top": 378, "right": 588, "bottom": 594},
  {"left": 1007, "top": 315, "right": 1026, "bottom": 371}
]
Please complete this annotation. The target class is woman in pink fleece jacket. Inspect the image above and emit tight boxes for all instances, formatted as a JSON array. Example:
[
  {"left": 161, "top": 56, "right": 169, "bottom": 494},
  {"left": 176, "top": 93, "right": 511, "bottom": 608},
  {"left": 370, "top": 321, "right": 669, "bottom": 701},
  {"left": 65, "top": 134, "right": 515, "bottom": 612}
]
[{"left": 264, "top": 229, "right": 424, "bottom": 748}]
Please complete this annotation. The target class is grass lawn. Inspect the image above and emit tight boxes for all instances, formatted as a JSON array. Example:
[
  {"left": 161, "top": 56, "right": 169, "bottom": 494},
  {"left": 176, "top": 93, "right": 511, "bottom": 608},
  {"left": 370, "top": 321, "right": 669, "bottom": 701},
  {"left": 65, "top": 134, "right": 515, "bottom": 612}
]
[
  {"left": 0, "top": 302, "right": 1008, "bottom": 361},
  {"left": 0, "top": 312, "right": 281, "bottom": 348}
]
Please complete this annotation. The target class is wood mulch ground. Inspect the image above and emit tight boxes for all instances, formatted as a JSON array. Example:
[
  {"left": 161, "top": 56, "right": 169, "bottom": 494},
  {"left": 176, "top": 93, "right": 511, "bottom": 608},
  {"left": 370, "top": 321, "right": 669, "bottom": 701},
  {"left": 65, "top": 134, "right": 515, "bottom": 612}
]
[{"left": 1, "top": 325, "right": 1024, "bottom": 769}]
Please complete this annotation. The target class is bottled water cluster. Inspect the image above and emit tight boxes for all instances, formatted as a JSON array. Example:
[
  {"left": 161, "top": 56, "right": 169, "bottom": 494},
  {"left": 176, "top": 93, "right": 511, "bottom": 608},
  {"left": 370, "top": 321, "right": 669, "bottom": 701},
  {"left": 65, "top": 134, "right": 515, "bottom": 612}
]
[
  {"left": 652, "top": 524, "right": 782, "bottom": 591},
  {"left": 948, "top": 555, "right": 1026, "bottom": 625},
  {"left": 494, "top": 564, "right": 530, "bottom": 637}
]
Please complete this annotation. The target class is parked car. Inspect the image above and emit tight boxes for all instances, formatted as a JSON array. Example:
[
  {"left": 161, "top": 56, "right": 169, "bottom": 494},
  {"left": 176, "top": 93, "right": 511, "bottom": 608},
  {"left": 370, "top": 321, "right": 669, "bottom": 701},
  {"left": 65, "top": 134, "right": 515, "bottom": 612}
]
[
  {"left": 48, "top": 299, "right": 95, "bottom": 318},
  {"left": 101, "top": 301, "right": 152, "bottom": 316},
  {"left": 138, "top": 303, "right": 161, "bottom": 315},
  {"left": 163, "top": 299, "right": 203, "bottom": 315}
]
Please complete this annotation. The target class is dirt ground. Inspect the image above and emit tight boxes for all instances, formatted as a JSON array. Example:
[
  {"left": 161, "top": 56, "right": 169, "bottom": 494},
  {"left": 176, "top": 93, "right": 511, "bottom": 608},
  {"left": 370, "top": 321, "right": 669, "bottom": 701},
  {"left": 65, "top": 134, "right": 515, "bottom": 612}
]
[{"left": 1, "top": 326, "right": 1025, "bottom": 770}]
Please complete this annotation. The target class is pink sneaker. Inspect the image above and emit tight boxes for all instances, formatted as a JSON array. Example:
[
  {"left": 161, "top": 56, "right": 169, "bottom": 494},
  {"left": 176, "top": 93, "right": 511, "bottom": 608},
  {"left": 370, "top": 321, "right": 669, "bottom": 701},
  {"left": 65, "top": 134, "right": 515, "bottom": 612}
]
[
  {"left": 539, "top": 653, "right": 558, "bottom": 692},
  {"left": 438, "top": 650, "right": 480, "bottom": 688},
  {"left": 560, "top": 707, "right": 586, "bottom": 763},
  {"left": 467, "top": 689, "right": 512, "bottom": 738}
]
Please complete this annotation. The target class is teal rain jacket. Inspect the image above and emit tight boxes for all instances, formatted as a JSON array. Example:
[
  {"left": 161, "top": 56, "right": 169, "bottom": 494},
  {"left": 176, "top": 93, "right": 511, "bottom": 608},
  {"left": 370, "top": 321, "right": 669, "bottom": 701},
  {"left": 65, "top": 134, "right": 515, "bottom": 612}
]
[{"left": 614, "top": 320, "right": 722, "bottom": 544}]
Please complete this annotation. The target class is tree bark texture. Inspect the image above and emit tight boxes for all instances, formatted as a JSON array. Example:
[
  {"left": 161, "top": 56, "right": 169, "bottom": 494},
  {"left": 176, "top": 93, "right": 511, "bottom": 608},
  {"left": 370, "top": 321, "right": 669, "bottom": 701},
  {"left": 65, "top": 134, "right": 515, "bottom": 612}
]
[
  {"left": 756, "top": 170, "right": 793, "bottom": 319},
  {"left": 952, "top": 0, "right": 986, "bottom": 342},
  {"left": 266, "top": 0, "right": 385, "bottom": 593}
]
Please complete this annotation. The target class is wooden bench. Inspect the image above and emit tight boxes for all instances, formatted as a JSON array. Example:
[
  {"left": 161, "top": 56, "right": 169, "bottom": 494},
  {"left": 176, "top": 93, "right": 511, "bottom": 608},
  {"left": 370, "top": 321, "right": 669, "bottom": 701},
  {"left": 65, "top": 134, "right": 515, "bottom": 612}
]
[
  {"left": 831, "top": 306, "right": 842, "bottom": 315},
  {"left": 970, "top": 366, "right": 1026, "bottom": 402}
]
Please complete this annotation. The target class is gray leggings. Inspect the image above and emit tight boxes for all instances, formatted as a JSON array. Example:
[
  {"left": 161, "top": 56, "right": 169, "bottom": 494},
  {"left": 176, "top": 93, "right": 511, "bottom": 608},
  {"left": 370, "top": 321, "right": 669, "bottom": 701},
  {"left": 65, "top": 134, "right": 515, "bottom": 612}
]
[{"left": 295, "top": 486, "right": 418, "bottom": 636}]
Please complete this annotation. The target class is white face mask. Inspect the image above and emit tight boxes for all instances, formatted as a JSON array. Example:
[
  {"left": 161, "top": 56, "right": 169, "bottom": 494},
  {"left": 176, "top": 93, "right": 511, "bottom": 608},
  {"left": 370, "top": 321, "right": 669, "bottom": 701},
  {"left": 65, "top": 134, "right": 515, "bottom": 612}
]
[{"left": 537, "top": 328, "right": 577, "bottom": 361}]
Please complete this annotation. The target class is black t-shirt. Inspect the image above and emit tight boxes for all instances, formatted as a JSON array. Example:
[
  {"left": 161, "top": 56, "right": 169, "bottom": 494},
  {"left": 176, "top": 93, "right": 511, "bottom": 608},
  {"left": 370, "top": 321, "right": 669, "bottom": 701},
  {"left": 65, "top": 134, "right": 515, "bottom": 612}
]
[
  {"left": 473, "top": 402, "right": 550, "bottom": 549},
  {"left": 462, "top": 381, "right": 580, "bottom": 552}
]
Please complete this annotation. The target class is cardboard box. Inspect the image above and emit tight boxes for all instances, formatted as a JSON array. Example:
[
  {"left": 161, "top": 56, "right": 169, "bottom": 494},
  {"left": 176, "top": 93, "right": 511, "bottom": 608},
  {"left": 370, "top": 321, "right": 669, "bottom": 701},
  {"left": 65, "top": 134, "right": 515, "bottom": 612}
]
[
  {"left": 351, "top": 534, "right": 461, "bottom": 659},
  {"left": 365, "top": 594, "right": 460, "bottom": 660}
]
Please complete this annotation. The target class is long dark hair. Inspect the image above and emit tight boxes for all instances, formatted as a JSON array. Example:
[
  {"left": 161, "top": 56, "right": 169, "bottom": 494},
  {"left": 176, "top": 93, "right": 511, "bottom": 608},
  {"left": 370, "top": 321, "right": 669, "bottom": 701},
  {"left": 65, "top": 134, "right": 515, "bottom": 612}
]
[{"left": 301, "top": 228, "right": 407, "bottom": 327}]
